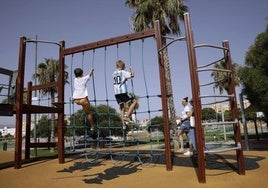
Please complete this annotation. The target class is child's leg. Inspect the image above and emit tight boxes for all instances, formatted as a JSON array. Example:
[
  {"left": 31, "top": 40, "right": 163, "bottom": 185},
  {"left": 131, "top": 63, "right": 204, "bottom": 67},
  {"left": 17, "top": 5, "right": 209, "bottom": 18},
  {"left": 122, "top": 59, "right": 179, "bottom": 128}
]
[
  {"left": 179, "top": 135, "right": 184, "bottom": 150},
  {"left": 119, "top": 103, "right": 125, "bottom": 125},
  {"left": 80, "top": 98, "right": 95, "bottom": 129},
  {"left": 126, "top": 98, "right": 137, "bottom": 117},
  {"left": 177, "top": 130, "right": 184, "bottom": 152}
]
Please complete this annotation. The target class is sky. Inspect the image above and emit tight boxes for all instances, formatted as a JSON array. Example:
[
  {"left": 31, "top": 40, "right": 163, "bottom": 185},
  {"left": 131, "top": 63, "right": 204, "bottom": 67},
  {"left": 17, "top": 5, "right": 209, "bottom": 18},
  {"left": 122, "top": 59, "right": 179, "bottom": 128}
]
[{"left": 0, "top": 0, "right": 268, "bottom": 126}]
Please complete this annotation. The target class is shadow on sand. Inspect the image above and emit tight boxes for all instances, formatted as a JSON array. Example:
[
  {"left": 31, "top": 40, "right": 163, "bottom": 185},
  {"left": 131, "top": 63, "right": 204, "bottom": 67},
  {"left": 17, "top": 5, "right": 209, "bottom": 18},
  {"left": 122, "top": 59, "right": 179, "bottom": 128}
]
[{"left": 55, "top": 150, "right": 265, "bottom": 185}]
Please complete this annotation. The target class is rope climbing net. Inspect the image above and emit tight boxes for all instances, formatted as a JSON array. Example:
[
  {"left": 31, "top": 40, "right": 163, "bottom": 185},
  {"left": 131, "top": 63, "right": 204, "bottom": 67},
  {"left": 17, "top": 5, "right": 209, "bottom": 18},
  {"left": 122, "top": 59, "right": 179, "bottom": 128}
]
[{"left": 65, "top": 37, "right": 165, "bottom": 166}]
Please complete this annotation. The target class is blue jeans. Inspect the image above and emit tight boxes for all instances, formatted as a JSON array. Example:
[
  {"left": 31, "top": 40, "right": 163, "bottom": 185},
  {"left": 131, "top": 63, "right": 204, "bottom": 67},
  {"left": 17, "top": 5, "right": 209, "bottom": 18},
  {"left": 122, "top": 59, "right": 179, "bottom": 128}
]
[
  {"left": 179, "top": 120, "right": 190, "bottom": 132},
  {"left": 189, "top": 127, "right": 196, "bottom": 150}
]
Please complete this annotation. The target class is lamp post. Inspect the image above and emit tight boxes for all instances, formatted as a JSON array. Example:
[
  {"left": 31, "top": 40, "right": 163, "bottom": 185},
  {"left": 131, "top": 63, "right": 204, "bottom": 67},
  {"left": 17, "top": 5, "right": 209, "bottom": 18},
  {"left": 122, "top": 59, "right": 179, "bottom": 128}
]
[
  {"left": 221, "top": 105, "right": 227, "bottom": 141},
  {"left": 239, "top": 93, "right": 249, "bottom": 150},
  {"left": 213, "top": 86, "right": 218, "bottom": 122},
  {"left": 33, "top": 35, "right": 38, "bottom": 156}
]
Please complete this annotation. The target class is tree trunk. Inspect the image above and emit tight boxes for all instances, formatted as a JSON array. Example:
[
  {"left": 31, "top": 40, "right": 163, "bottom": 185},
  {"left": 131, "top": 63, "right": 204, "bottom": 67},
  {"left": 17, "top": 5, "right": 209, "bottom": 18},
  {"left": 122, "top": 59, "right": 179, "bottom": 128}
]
[{"left": 162, "top": 40, "right": 176, "bottom": 124}]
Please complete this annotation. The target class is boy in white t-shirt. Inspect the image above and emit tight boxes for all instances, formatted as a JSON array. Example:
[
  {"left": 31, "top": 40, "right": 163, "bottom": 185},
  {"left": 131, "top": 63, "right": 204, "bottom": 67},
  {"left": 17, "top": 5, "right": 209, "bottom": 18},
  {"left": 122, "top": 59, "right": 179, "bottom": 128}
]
[
  {"left": 73, "top": 67, "right": 95, "bottom": 131},
  {"left": 113, "top": 60, "right": 138, "bottom": 128}
]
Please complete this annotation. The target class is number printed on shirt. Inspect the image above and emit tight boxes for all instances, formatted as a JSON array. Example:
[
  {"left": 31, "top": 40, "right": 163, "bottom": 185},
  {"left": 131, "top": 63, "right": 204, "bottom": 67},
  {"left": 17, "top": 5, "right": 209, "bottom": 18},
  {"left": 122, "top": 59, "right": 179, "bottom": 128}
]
[{"left": 114, "top": 76, "right": 121, "bottom": 85}]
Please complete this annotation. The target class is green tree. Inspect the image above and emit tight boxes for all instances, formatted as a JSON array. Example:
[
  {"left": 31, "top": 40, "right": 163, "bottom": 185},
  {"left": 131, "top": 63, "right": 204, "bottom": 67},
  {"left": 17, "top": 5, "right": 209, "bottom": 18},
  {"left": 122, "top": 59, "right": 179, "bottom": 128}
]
[
  {"left": 33, "top": 58, "right": 69, "bottom": 151},
  {"left": 34, "top": 115, "right": 50, "bottom": 139},
  {"left": 125, "top": 0, "right": 188, "bottom": 124},
  {"left": 150, "top": 115, "right": 164, "bottom": 132},
  {"left": 238, "top": 25, "right": 268, "bottom": 120},
  {"left": 69, "top": 104, "right": 122, "bottom": 137},
  {"left": 202, "top": 107, "right": 216, "bottom": 121},
  {"left": 221, "top": 110, "right": 232, "bottom": 121},
  {"left": 211, "top": 60, "right": 240, "bottom": 94}
]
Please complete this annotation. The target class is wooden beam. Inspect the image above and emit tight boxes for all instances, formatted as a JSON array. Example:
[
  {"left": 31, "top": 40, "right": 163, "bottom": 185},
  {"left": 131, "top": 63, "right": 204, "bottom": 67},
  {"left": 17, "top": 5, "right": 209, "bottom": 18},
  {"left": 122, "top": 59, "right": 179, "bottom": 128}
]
[
  {"left": 63, "top": 29, "right": 156, "bottom": 55},
  {"left": 22, "top": 104, "right": 63, "bottom": 114},
  {"left": 0, "top": 104, "right": 15, "bottom": 115},
  {"left": 30, "top": 82, "right": 58, "bottom": 91},
  {"left": 0, "top": 67, "right": 13, "bottom": 76},
  {"left": 29, "top": 142, "right": 57, "bottom": 148}
]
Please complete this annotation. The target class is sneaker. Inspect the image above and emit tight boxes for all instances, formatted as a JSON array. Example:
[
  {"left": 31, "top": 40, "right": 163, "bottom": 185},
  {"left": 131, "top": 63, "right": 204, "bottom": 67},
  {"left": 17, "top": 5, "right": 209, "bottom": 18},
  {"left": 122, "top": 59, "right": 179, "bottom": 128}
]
[
  {"left": 177, "top": 148, "right": 185, "bottom": 153},
  {"left": 183, "top": 150, "right": 193, "bottom": 156},
  {"left": 122, "top": 125, "right": 127, "bottom": 130},
  {"left": 123, "top": 115, "right": 134, "bottom": 124},
  {"left": 90, "top": 127, "right": 94, "bottom": 131}
]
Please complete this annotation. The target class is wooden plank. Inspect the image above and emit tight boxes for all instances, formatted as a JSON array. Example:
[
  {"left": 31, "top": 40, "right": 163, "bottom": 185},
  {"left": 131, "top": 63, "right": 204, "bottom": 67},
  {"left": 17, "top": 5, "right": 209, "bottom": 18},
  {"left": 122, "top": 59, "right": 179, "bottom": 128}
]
[
  {"left": 63, "top": 29, "right": 156, "bottom": 55},
  {"left": 0, "top": 67, "right": 13, "bottom": 76},
  {"left": 29, "top": 142, "right": 57, "bottom": 148},
  {"left": 30, "top": 82, "right": 58, "bottom": 91},
  {"left": 22, "top": 104, "right": 63, "bottom": 114},
  {"left": 0, "top": 104, "right": 15, "bottom": 116}
]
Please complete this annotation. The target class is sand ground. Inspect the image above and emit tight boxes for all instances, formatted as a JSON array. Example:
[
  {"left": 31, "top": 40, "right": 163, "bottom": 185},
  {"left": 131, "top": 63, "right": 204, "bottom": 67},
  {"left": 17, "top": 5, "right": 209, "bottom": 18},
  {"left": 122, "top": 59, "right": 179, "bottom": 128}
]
[{"left": 0, "top": 140, "right": 268, "bottom": 188}]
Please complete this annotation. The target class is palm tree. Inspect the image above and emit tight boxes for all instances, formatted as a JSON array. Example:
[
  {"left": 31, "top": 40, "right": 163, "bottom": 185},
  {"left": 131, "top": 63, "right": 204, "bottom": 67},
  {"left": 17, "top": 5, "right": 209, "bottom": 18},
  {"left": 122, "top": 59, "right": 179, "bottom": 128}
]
[
  {"left": 33, "top": 58, "right": 69, "bottom": 151},
  {"left": 125, "top": 0, "right": 188, "bottom": 123},
  {"left": 211, "top": 60, "right": 240, "bottom": 94}
]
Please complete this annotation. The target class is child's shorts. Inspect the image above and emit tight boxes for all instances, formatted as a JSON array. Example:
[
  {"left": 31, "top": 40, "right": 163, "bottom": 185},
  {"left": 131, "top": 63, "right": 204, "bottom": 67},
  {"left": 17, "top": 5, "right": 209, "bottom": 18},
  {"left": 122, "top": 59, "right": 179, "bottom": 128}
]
[{"left": 115, "top": 93, "right": 134, "bottom": 105}]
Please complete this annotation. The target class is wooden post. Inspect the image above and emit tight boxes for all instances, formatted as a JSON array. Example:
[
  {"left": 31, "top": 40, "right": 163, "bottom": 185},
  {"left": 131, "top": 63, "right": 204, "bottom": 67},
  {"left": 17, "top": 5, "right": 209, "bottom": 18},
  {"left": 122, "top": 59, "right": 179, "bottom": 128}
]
[
  {"left": 223, "top": 41, "right": 245, "bottom": 175},
  {"left": 57, "top": 41, "right": 65, "bottom": 164},
  {"left": 14, "top": 36, "right": 26, "bottom": 169},
  {"left": 154, "top": 20, "right": 172, "bottom": 171},
  {"left": 25, "top": 81, "right": 33, "bottom": 159},
  {"left": 184, "top": 13, "right": 206, "bottom": 183}
]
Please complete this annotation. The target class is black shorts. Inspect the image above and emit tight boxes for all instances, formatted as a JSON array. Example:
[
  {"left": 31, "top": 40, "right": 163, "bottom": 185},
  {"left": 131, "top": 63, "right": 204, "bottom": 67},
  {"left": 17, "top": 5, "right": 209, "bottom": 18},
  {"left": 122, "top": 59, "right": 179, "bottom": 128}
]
[{"left": 115, "top": 93, "right": 134, "bottom": 105}]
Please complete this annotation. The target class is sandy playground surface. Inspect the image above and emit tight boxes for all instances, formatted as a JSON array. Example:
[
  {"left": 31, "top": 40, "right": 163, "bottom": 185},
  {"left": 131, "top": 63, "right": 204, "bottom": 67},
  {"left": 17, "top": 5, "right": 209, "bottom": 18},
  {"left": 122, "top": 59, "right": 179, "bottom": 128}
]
[{"left": 0, "top": 141, "right": 268, "bottom": 188}]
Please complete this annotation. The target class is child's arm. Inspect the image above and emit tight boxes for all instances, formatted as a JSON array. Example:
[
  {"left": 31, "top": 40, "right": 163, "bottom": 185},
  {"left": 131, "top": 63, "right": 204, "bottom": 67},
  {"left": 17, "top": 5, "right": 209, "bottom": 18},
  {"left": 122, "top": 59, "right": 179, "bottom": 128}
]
[
  {"left": 89, "top": 68, "right": 94, "bottom": 77},
  {"left": 129, "top": 66, "right": 134, "bottom": 78}
]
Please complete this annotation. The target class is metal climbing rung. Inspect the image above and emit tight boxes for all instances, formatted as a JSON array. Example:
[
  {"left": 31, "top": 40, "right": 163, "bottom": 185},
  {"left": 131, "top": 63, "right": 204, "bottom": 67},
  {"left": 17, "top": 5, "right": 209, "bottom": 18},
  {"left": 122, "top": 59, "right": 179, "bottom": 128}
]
[
  {"left": 159, "top": 36, "right": 186, "bottom": 52},
  {"left": 197, "top": 68, "right": 232, "bottom": 73},
  {"left": 201, "top": 99, "right": 229, "bottom": 106},
  {"left": 204, "top": 143, "right": 241, "bottom": 154},
  {"left": 197, "top": 57, "right": 225, "bottom": 69},
  {"left": 202, "top": 120, "right": 238, "bottom": 126},
  {"left": 199, "top": 94, "right": 235, "bottom": 99},
  {"left": 200, "top": 78, "right": 227, "bottom": 87},
  {"left": 194, "top": 43, "right": 229, "bottom": 51}
]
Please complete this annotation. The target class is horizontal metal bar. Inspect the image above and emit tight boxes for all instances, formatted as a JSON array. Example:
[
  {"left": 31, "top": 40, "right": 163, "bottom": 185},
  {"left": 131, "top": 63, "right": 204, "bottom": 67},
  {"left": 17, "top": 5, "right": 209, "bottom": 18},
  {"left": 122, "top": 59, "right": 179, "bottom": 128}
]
[
  {"left": 200, "top": 94, "right": 235, "bottom": 99},
  {"left": 201, "top": 99, "right": 229, "bottom": 106},
  {"left": 197, "top": 57, "right": 225, "bottom": 69},
  {"left": 197, "top": 68, "right": 232, "bottom": 73},
  {"left": 162, "top": 35, "right": 186, "bottom": 40},
  {"left": 25, "top": 38, "right": 61, "bottom": 46},
  {"left": 194, "top": 43, "right": 229, "bottom": 51},
  {"left": 202, "top": 120, "right": 238, "bottom": 126},
  {"left": 200, "top": 78, "right": 226, "bottom": 87},
  {"left": 158, "top": 36, "right": 186, "bottom": 52},
  {"left": 204, "top": 145, "right": 241, "bottom": 154}
]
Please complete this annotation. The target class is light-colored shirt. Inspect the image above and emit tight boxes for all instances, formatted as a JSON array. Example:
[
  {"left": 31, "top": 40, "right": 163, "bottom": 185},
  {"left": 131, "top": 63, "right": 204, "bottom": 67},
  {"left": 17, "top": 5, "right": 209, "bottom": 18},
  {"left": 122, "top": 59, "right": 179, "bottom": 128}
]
[
  {"left": 113, "top": 69, "right": 131, "bottom": 95},
  {"left": 181, "top": 104, "right": 191, "bottom": 119},
  {"left": 72, "top": 75, "right": 90, "bottom": 99}
]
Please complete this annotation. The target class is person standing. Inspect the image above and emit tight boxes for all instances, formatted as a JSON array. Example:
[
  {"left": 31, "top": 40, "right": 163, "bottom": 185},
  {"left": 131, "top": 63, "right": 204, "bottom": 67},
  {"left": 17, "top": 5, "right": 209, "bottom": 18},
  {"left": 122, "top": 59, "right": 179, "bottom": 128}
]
[
  {"left": 177, "top": 97, "right": 191, "bottom": 153},
  {"left": 184, "top": 99, "right": 196, "bottom": 156}
]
